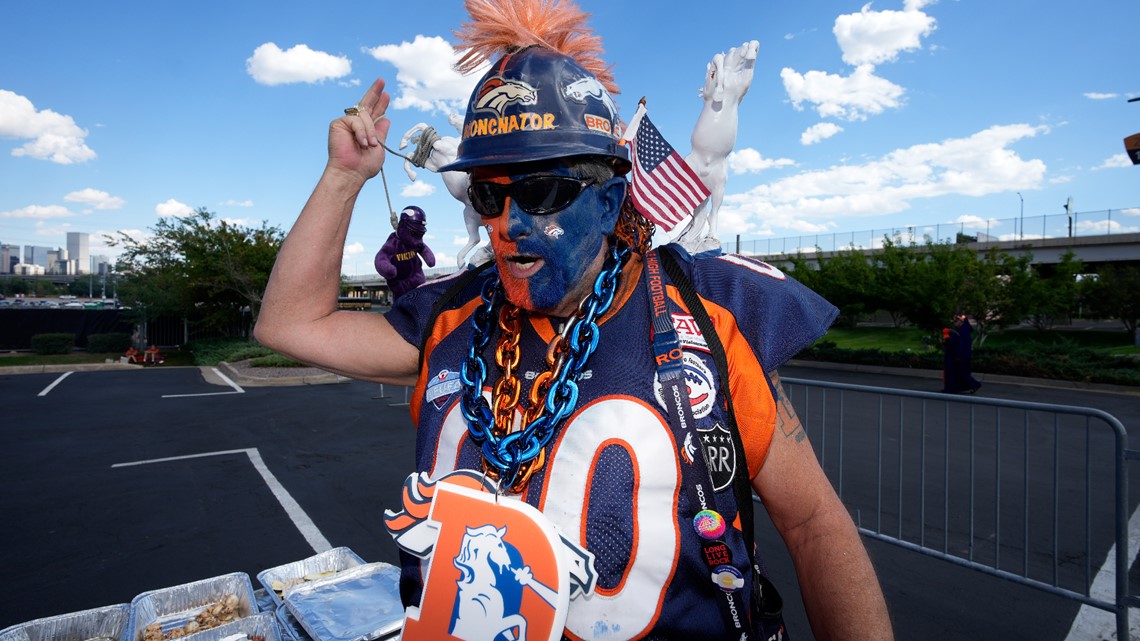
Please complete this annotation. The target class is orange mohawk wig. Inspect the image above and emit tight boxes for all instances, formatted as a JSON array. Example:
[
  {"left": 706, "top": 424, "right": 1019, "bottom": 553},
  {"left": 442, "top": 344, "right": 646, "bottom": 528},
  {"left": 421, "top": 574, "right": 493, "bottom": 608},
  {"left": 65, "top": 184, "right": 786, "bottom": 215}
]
[{"left": 453, "top": 0, "right": 618, "bottom": 95}]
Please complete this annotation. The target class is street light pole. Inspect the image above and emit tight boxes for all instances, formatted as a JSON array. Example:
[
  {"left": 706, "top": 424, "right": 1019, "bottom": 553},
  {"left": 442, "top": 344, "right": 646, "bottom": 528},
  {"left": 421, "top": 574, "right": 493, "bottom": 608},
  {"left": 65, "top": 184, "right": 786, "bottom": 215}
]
[{"left": 1017, "top": 192, "right": 1024, "bottom": 241}]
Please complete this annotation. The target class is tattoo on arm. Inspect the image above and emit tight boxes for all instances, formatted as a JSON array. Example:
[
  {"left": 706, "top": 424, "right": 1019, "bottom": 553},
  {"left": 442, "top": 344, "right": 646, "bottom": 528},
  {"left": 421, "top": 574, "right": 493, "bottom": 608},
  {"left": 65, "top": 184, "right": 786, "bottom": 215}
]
[{"left": 770, "top": 371, "right": 806, "bottom": 443}]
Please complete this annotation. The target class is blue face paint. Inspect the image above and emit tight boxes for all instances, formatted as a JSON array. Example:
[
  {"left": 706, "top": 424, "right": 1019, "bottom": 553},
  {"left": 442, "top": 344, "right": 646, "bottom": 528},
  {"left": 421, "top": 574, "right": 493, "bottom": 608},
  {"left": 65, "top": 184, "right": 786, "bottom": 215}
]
[{"left": 485, "top": 166, "right": 614, "bottom": 315}]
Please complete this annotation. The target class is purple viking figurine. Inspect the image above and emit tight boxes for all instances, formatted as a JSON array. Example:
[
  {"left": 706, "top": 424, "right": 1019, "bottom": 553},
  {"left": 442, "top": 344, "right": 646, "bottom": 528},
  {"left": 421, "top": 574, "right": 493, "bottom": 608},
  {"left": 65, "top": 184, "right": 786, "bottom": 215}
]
[{"left": 375, "top": 205, "right": 436, "bottom": 300}]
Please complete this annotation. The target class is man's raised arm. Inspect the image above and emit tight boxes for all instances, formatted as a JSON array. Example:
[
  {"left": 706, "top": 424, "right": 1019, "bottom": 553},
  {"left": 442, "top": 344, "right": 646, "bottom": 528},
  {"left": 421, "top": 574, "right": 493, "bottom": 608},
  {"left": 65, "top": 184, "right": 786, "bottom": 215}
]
[{"left": 254, "top": 78, "right": 419, "bottom": 386}]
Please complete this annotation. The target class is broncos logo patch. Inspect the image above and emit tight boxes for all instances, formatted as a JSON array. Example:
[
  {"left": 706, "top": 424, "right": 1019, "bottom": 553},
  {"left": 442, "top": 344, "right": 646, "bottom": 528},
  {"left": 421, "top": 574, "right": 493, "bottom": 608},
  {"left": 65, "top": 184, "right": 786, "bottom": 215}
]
[
  {"left": 474, "top": 78, "right": 538, "bottom": 114},
  {"left": 563, "top": 77, "right": 617, "bottom": 121}
]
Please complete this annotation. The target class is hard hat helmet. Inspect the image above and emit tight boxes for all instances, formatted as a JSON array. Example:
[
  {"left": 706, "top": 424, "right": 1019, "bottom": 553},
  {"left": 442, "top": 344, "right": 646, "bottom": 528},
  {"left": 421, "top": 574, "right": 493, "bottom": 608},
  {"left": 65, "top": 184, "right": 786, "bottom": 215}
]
[{"left": 439, "top": 46, "right": 629, "bottom": 174}]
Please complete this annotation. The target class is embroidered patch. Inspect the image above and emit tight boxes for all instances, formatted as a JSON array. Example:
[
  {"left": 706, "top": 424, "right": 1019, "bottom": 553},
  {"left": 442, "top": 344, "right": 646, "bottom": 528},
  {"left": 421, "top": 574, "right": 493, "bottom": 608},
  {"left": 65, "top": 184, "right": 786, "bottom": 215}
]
[
  {"left": 425, "top": 369, "right": 462, "bottom": 410},
  {"left": 671, "top": 313, "right": 710, "bottom": 352},
  {"left": 654, "top": 352, "right": 716, "bottom": 420},
  {"left": 699, "top": 422, "right": 737, "bottom": 492}
]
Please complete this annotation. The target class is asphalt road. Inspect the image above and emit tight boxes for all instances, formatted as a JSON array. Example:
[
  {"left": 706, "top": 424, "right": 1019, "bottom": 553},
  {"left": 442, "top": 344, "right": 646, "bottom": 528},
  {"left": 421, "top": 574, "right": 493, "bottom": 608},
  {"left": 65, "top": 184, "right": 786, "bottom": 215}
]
[{"left": 1, "top": 365, "right": 1137, "bottom": 639}]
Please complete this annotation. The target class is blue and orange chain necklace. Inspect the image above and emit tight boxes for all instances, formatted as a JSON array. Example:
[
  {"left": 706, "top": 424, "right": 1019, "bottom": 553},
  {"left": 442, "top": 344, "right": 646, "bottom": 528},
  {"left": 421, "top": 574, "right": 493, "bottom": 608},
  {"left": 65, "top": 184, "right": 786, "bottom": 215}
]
[{"left": 460, "top": 242, "right": 631, "bottom": 493}]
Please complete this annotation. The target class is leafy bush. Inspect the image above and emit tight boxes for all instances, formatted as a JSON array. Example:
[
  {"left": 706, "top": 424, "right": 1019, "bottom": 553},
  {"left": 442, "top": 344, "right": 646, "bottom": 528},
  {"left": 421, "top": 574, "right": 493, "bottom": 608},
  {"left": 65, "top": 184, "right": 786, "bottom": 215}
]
[
  {"left": 87, "top": 333, "right": 132, "bottom": 353},
  {"left": 248, "top": 353, "right": 306, "bottom": 368},
  {"left": 795, "top": 340, "right": 1140, "bottom": 386},
  {"left": 31, "top": 333, "right": 76, "bottom": 355},
  {"left": 186, "top": 338, "right": 274, "bottom": 365}
]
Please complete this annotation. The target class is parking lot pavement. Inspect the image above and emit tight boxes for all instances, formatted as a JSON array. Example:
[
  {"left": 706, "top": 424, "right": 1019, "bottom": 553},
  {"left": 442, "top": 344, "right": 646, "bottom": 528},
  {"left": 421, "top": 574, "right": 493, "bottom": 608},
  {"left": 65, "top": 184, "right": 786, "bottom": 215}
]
[
  {"left": 0, "top": 368, "right": 417, "bottom": 627},
  {"left": 3, "top": 366, "right": 1137, "bottom": 638}
]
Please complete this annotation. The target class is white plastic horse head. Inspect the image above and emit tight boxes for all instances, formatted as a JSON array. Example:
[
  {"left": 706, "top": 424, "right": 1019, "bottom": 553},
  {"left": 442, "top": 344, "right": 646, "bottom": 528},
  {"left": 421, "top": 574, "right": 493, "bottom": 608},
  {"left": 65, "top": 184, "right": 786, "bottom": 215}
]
[
  {"left": 399, "top": 115, "right": 488, "bottom": 267},
  {"left": 678, "top": 40, "right": 759, "bottom": 254}
]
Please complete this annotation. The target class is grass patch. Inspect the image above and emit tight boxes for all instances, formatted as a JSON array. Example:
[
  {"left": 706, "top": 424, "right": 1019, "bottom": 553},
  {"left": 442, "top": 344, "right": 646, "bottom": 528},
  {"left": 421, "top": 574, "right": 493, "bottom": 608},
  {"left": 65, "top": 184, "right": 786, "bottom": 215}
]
[
  {"left": 0, "top": 352, "right": 123, "bottom": 366},
  {"left": 820, "top": 326, "right": 1138, "bottom": 356},
  {"left": 248, "top": 353, "right": 306, "bottom": 368},
  {"left": 185, "top": 338, "right": 275, "bottom": 365}
]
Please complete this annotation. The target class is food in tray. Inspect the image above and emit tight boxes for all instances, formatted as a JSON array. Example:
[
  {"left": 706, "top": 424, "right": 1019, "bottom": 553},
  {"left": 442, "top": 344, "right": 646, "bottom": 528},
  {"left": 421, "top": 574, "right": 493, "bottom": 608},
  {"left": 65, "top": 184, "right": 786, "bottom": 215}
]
[
  {"left": 269, "top": 570, "right": 339, "bottom": 597},
  {"left": 141, "top": 594, "right": 241, "bottom": 641}
]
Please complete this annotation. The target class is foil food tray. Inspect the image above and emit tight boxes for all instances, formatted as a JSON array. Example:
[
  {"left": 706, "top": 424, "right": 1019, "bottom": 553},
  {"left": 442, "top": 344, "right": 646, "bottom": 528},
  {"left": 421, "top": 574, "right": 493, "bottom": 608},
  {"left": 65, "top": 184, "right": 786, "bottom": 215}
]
[
  {"left": 257, "top": 548, "right": 365, "bottom": 608},
  {"left": 170, "top": 612, "right": 280, "bottom": 641},
  {"left": 129, "top": 572, "right": 256, "bottom": 641},
  {"left": 0, "top": 604, "right": 130, "bottom": 641},
  {"left": 273, "top": 606, "right": 311, "bottom": 641},
  {"left": 283, "top": 563, "right": 402, "bottom": 641}
]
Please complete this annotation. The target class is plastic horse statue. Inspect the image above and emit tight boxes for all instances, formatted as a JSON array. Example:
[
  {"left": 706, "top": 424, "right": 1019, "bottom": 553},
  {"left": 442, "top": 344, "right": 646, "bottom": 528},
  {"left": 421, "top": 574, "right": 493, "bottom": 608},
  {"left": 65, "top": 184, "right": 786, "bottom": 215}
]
[
  {"left": 449, "top": 525, "right": 529, "bottom": 641},
  {"left": 399, "top": 114, "right": 490, "bottom": 268},
  {"left": 677, "top": 40, "right": 759, "bottom": 254}
]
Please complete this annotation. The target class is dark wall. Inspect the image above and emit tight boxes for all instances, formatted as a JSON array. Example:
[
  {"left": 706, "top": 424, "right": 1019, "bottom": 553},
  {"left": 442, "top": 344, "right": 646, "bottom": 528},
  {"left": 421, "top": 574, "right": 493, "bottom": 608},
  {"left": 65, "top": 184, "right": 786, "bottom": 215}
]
[{"left": 0, "top": 310, "right": 133, "bottom": 350}]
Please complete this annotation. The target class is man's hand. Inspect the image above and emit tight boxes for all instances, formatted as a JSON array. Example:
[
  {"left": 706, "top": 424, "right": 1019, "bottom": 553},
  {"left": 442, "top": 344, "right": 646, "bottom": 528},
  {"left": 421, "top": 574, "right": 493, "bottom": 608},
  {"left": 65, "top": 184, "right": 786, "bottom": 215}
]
[{"left": 327, "top": 78, "right": 392, "bottom": 183}]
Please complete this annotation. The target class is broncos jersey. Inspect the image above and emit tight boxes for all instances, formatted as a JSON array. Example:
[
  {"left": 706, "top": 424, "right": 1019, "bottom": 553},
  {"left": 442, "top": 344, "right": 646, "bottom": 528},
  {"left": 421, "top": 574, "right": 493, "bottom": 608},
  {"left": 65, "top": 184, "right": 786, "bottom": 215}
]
[{"left": 384, "top": 244, "right": 837, "bottom": 640}]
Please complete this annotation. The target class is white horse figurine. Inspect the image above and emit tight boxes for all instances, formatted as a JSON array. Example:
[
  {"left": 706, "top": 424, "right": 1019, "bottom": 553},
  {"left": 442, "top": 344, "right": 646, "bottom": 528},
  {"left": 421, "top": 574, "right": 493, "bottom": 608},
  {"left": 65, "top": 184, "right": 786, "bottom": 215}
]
[
  {"left": 449, "top": 524, "right": 556, "bottom": 641},
  {"left": 399, "top": 114, "right": 490, "bottom": 268},
  {"left": 677, "top": 40, "right": 759, "bottom": 254}
]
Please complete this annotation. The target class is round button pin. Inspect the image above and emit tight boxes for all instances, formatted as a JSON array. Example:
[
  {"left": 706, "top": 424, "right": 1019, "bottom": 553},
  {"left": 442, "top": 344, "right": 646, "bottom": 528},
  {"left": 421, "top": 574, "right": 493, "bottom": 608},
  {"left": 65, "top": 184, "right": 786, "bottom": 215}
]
[{"left": 693, "top": 509, "right": 726, "bottom": 540}]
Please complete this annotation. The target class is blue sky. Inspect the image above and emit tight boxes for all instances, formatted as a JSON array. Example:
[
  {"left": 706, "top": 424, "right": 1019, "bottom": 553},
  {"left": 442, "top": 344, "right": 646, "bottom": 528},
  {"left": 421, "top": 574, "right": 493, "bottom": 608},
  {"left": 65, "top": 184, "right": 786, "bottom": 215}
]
[{"left": 1, "top": 0, "right": 1137, "bottom": 274}]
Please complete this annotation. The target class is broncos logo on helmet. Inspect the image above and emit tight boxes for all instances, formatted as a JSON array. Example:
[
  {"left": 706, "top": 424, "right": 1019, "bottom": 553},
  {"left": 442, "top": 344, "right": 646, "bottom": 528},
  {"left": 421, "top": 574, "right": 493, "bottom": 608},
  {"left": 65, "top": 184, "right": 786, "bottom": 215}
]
[
  {"left": 474, "top": 78, "right": 538, "bottom": 114},
  {"left": 563, "top": 76, "right": 617, "bottom": 121}
]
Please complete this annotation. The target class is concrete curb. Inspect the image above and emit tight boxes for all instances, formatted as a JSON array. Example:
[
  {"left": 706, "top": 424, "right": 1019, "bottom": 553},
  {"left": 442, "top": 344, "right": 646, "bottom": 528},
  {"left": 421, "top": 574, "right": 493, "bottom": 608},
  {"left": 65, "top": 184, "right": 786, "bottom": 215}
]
[
  {"left": 216, "top": 361, "right": 349, "bottom": 387},
  {"left": 0, "top": 362, "right": 143, "bottom": 375},
  {"left": 786, "top": 359, "right": 1140, "bottom": 395}
]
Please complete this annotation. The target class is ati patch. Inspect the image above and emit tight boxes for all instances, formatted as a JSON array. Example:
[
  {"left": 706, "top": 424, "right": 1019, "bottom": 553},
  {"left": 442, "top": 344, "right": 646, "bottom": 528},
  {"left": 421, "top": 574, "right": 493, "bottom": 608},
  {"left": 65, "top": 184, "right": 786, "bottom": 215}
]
[
  {"left": 426, "top": 369, "right": 462, "bottom": 410},
  {"left": 671, "top": 313, "right": 709, "bottom": 352},
  {"left": 698, "top": 423, "right": 737, "bottom": 492}
]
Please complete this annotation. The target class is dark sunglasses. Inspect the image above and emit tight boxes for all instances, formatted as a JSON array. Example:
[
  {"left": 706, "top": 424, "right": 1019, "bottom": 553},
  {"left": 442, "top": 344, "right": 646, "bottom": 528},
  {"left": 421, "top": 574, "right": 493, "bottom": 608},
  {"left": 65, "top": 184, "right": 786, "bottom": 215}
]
[{"left": 468, "top": 175, "right": 596, "bottom": 218}]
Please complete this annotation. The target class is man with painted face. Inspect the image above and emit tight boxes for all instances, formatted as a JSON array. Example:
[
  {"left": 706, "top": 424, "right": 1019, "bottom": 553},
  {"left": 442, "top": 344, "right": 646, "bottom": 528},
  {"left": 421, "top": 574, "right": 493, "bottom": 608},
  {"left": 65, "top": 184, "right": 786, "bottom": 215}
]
[{"left": 256, "top": 2, "right": 891, "bottom": 639}]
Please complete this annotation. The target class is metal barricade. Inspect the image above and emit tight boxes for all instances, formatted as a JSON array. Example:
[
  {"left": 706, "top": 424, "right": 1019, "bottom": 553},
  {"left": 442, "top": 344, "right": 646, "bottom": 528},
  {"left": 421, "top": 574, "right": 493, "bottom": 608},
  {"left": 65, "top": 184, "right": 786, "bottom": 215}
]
[{"left": 779, "top": 377, "right": 1135, "bottom": 639}]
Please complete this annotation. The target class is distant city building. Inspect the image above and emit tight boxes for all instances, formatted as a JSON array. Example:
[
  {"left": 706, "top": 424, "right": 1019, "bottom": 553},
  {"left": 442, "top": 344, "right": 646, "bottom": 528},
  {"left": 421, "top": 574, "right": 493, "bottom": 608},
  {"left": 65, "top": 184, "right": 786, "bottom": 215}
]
[
  {"left": 13, "top": 263, "right": 46, "bottom": 276},
  {"left": 0, "top": 244, "right": 17, "bottom": 274},
  {"left": 93, "top": 255, "right": 112, "bottom": 275},
  {"left": 24, "top": 245, "right": 52, "bottom": 269},
  {"left": 47, "top": 248, "right": 72, "bottom": 274},
  {"left": 67, "top": 232, "right": 90, "bottom": 274}
]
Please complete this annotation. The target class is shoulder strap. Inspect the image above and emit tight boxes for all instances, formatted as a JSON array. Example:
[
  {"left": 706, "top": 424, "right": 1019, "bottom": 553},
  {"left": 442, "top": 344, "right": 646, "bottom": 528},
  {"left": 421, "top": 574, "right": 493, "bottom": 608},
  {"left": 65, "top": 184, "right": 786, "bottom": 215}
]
[
  {"left": 656, "top": 246, "right": 757, "bottom": 559},
  {"left": 417, "top": 260, "right": 494, "bottom": 371}
]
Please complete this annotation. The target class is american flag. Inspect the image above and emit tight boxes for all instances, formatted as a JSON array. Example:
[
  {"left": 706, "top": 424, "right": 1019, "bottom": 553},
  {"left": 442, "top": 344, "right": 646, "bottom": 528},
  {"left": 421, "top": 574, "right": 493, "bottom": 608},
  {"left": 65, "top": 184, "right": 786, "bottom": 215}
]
[{"left": 628, "top": 110, "right": 710, "bottom": 231}]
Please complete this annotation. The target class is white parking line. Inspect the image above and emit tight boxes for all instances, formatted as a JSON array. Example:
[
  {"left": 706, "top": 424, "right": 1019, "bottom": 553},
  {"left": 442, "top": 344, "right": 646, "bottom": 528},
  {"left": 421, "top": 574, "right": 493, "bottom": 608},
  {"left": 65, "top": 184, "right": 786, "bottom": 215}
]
[
  {"left": 1064, "top": 504, "right": 1140, "bottom": 640},
  {"left": 37, "top": 372, "right": 73, "bottom": 397},
  {"left": 162, "top": 367, "right": 245, "bottom": 398},
  {"left": 112, "top": 448, "right": 331, "bottom": 554}
]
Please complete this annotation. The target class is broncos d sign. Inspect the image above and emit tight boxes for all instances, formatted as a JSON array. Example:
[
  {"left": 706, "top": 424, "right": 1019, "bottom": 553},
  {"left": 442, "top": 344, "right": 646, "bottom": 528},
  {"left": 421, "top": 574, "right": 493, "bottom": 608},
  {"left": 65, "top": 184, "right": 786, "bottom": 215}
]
[{"left": 385, "top": 471, "right": 573, "bottom": 641}]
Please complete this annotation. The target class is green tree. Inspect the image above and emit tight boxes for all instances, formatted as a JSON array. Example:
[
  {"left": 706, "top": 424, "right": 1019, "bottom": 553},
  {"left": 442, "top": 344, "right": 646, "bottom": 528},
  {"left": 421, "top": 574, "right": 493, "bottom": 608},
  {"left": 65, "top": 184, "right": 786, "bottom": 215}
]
[
  {"left": 1019, "top": 251, "right": 1083, "bottom": 331},
  {"left": 898, "top": 241, "right": 977, "bottom": 343},
  {"left": 813, "top": 248, "right": 877, "bottom": 327},
  {"left": 871, "top": 238, "right": 919, "bottom": 328},
  {"left": 107, "top": 208, "right": 284, "bottom": 334},
  {"left": 1083, "top": 264, "right": 1140, "bottom": 343}
]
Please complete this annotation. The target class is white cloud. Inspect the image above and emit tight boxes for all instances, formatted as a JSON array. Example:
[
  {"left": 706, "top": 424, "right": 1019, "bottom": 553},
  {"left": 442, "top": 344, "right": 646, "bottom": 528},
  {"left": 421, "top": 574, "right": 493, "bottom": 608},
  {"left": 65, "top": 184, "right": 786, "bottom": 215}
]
[
  {"left": 800, "top": 122, "right": 845, "bottom": 145},
  {"left": 35, "top": 221, "right": 72, "bottom": 236},
  {"left": 954, "top": 214, "right": 1002, "bottom": 230},
  {"left": 220, "top": 217, "right": 252, "bottom": 227},
  {"left": 1093, "top": 154, "right": 1132, "bottom": 170},
  {"left": 834, "top": 1, "right": 937, "bottom": 67},
  {"left": 155, "top": 199, "right": 195, "bottom": 218},
  {"left": 1083, "top": 92, "right": 1119, "bottom": 100},
  {"left": 717, "top": 123, "right": 1048, "bottom": 235},
  {"left": 401, "top": 180, "right": 436, "bottom": 197},
  {"left": 64, "top": 188, "right": 124, "bottom": 210},
  {"left": 1121, "top": 208, "right": 1140, "bottom": 216},
  {"left": 1076, "top": 219, "right": 1139, "bottom": 234},
  {"left": 221, "top": 199, "right": 254, "bottom": 207},
  {"left": 246, "top": 43, "right": 352, "bottom": 86},
  {"left": 0, "top": 204, "right": 74, "bottom": 219},
  {"left": 781, "top": 64, "right": 905, "bottom": 121},
  {"left": 0, "top": 90, "right": 96, "bottom": 164},
  {"left": 728, "top": 148, "right": 796, "bottom": 174},
  {"left": 365, "top": 35, "right": 485, "bottom": 113},
  {"left": 345, "top": 241, "right": 365, "bottom": 256}
]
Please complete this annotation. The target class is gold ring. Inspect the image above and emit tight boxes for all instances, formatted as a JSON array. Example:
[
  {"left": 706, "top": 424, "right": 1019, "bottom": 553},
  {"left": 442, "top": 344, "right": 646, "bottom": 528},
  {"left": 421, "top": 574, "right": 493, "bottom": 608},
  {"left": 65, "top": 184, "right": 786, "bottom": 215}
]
[{"left": 344, "top": 104, "right": 363, "bottom": 116}]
